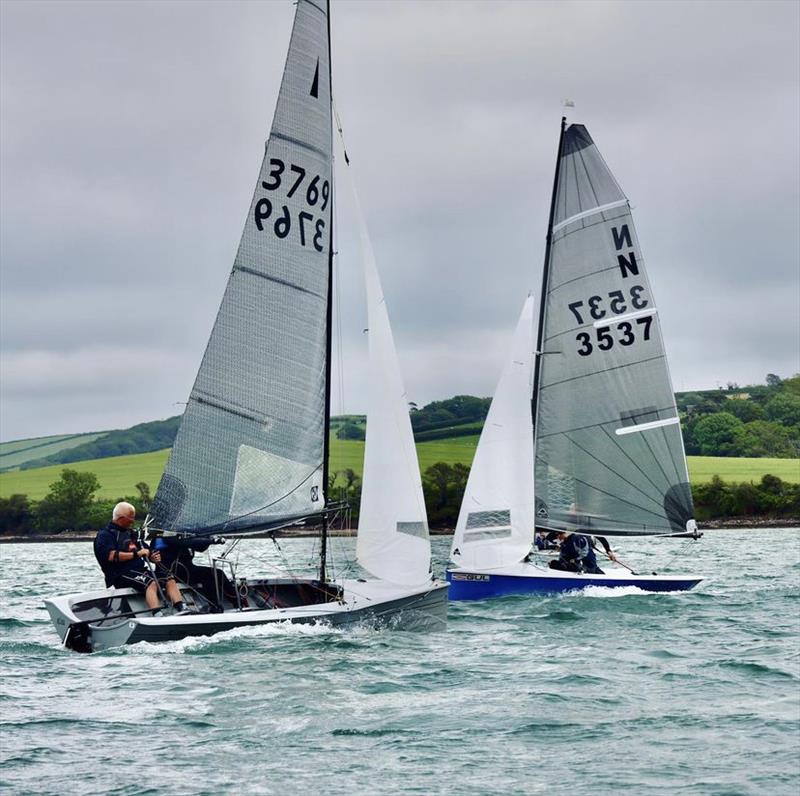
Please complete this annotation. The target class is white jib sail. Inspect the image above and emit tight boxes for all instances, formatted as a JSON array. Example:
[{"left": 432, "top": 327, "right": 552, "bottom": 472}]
[
  {"left": 450, "top": 296, "right": 536, "bottom": 569},
  {"left": 351, "top": 185, "right": 432, "bottom": 586}
]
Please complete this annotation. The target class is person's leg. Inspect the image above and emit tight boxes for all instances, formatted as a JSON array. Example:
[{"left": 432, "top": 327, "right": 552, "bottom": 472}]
[
  {"left": 549, "top": 559, "right": 579, "bottom": 572},
  {"left": 165, "top": 577, "right": 183, "bottom": 606},
  {"left": 144, "top": 580, "right": 161, "bottom": 610}
]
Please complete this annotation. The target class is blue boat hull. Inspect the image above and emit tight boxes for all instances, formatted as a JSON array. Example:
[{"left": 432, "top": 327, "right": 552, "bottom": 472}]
[{"left": 446, "top": 569, "right": 702, "bottom": 601}]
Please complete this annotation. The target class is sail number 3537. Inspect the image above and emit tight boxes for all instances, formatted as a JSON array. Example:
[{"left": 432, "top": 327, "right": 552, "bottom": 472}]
[
  {"left": 569, "top": 286, "right": 652, "bottom": 357},
  {"left": 253, "top": 158, "right": 329, "bottom": 252},
  {"left": 575, "top": 317, "right": 652, "bottom": 357}
]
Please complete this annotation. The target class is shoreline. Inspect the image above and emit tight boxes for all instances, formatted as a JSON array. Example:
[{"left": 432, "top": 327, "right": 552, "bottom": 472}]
[{"left": 1, "top": 518, "right": 798, "bottom": 543}]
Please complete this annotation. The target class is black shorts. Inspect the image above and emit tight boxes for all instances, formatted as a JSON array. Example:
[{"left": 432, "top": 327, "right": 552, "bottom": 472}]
[{"left": 110, "top": 569, "right": 173, "bottom": 593}]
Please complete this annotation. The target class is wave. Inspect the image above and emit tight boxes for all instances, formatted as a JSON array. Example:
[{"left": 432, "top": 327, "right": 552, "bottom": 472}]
[
  {"left": 716, "top": 659, "right": 797, "bottom": 680},
  {"left": 331, "top": 727, "right": 418, "bottom": 737},
  {"left": 574, "top": 585, "right": 652, "bottom": 598},
  {"left": 117, "top": 619, "right": 343, "bottom": 656}
]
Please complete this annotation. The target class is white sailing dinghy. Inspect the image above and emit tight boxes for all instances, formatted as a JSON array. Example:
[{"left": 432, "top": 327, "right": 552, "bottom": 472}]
[
  {"left": 45, "top": 0, "right": 447, "bottom": 652},
  {"left": 447, "top": 117, "right": 703, "bottom": 600}
]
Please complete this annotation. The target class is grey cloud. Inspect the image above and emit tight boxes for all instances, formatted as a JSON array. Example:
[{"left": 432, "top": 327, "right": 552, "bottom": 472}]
[{"left": 1, "top": 0, "right": 798, "bottom": 441}]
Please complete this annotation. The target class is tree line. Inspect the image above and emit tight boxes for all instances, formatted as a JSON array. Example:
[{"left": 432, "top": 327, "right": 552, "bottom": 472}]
[
  {"left": 678, "top": 374, "right": 800, "bottom": 458},
  {"left": 9, "top": 377, "right": 798, "bottom": 473},
  {"left": 2, "top": 464, "right": 797, "bottom": 537}
]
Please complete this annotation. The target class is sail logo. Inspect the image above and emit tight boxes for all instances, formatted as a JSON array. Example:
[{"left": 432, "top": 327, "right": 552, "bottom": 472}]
[
  {"left": 612, "top": 224, "right": 639, "bottom": 278},
  {"left": 311, "top": 486, "right": 319, "bottom": 502}
]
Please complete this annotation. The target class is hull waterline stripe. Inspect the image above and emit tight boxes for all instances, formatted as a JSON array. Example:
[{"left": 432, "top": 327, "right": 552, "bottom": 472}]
[
  {"left": 552, "top": 199, "right": 629, "bottom": 233},
  {"left": 615, "top": 417, "right": 680, "bottom": 436}
]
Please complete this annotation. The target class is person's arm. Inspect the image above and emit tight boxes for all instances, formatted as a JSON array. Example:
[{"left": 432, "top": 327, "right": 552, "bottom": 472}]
[
  {"left": 107, "top": 548, "right": 148, "bottom": 564},
  {"left": 595, "top": 536, "right": 617, "bottom": 561}
]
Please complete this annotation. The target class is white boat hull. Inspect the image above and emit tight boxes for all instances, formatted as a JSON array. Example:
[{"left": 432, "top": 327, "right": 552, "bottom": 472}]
[{"left": 44, "top": 578, "right": 449, "bottom": 652}]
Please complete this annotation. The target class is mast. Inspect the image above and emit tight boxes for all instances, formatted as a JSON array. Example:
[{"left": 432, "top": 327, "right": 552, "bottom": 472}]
[
  {"left": 319, "top": 0, "right": 334, "bottom": 584},
  {"left": 531, "top": 116, "right": 567, "bottom": 428}
]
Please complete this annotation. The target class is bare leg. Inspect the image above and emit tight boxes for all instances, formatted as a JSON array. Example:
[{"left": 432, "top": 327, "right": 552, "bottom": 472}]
[
  {"left": 165, "top": 578, "right": 183, "bottom": 606},
  {"left": 145, "top": 581, "right": 161, "bottom": 610}
]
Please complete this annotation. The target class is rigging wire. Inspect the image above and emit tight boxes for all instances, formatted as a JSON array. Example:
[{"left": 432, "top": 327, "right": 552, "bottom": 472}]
[{"left": 333, "top": 140, "right": 346, "bottom": 417}]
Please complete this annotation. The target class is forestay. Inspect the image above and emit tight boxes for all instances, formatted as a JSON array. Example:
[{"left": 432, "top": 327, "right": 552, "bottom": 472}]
[
  {"left": 352, "top": 183, "right": 432, "bottom": 587},
  {"left": 151, "top": 0, "right": 333, "bottom": 535},
  {"left": 533, "top": 123, "right": 695, "bottom": 536},
  {"left": 451, "top": 296, "right": 536, "bottom": 568}
]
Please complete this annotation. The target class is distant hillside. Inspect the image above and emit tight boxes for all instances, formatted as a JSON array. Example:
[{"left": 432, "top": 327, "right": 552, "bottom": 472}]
[
  {"left": 0, "top": 432, "right": 108, "bottom": 472},
  {"left": 2, "top": 374, "right": 797, "bottom": 473},
  {"left": 17, "top": 417, "right": 181, "bottom": 471}
]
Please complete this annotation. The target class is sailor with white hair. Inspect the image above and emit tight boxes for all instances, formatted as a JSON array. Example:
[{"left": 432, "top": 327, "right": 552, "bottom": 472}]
[{"left": 93, "top": 501, "right": 189, "bottom": 614}]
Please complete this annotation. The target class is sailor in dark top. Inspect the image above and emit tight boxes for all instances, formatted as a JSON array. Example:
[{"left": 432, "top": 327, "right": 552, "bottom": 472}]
[
  {"left": 93, "top": 502, "right": 188, "bottom": 613},
  {"left": 534, "top": 531, "right": 559, "bottom": 551},
  {"left": 548, "top": 531, "right": 605, "bottom": 574}
]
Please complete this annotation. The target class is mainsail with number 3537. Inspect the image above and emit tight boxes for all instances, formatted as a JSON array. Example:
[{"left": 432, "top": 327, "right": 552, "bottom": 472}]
[{"left": 532, "top": 118, "right": 696, "bottom": 537}]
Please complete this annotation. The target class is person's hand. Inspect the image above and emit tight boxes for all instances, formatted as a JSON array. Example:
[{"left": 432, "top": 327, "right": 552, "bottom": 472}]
[
  {"left": 138, "top": 549, "right": 150, "bottom": 560},
  {"left": 608, "top": 552, "right": 617, "bottom": 562},
  {"left": 150, "top": 550, "right": 161, "bottom": 563}
]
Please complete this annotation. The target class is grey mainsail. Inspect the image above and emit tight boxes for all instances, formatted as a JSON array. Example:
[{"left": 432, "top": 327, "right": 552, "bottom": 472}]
[
  {"left": 152, "top": 0, "right": 333, "bottom": 535},
  {"left": 533, "top": 121, "right": 694, "bottom": 536}
]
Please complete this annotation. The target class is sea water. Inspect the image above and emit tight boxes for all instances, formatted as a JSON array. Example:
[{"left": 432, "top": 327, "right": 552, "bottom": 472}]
[{"left": 1, "top": 529, "right": 798, "bottom": 795}]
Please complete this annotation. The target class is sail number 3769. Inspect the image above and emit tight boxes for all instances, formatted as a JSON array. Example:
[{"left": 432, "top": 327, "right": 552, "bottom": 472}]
[{"left": 253, "top": 158, "right": 329, "bottom": 252}]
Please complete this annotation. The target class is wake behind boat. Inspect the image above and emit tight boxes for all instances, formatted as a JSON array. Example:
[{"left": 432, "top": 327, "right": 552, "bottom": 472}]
[
  {"left": 447, "top": 116, "right": 703, "bottom": 600},
  {"left": 45, "top": 0, "right": 446, "bottom": 652}
]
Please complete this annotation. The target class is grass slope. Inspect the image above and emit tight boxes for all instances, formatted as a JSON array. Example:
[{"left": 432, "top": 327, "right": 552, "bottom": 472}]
[
  {"left": 0, "top": 450, "right": 172, "bottom": 501},
  {"left": 688, "top": 456, "right": 800, "bottom": 484},
  {"left": 1, "top": 439, "right": 797, "bottom": 501},
  {"left": 0, "top": 432, "right": 108, "bottom": 471}
]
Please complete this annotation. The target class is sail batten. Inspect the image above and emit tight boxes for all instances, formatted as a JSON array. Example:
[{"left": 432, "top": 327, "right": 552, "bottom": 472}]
[
  {"left": 552, "top": 199, "right": 629, "bottom": 233},
  {"left": 533, "top": 121, "right": 695, "bottom": 537},
  {"left": 151, "top": 0, "right": 333, "bottom": 536}
]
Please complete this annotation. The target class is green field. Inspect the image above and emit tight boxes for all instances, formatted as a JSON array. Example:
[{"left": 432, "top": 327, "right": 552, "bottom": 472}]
[
  {"left": 1, "top": 438, "right": 797, "bottom": 501},
  {"left": 0, "top": 432, "right": 108, "bottom": 471},
  {"left": 687, "top": 456, "right": 800, "bottom": 484},
  {"left": 0, "top": 449, "right": 172, "bottom": 500}
]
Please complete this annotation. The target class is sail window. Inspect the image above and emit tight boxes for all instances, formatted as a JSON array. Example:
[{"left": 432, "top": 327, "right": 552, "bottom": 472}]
[
  {"left": 464, "top": 528, "right": 513, "bottom": 543},
  {"left": 230, "top": 445, "right": 321, "bottom": 517},
  {"left": 466, "top": 510, "right": 511, "bottom": 529},
  {"left": 396, "top": 522, "right": 428, "bottom": 539}
]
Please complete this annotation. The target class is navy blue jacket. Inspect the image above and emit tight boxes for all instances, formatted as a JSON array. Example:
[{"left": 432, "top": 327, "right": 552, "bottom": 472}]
[
  {"left": 94, "top": 522, "right": 146, "bottom": 587},
  {"left": 558, "top": 534, "right": 598, "bottom": 572}
]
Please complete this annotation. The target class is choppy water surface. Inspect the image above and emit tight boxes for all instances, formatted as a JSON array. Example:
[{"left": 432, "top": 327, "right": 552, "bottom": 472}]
[{"left": 1, "top": 530, "right": 798, "bottom": 795}]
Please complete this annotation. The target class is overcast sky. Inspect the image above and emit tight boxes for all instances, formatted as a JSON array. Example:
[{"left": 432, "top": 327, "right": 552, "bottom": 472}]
[{"left": 1, "top": 0, "right": 798, "bottom": 442}]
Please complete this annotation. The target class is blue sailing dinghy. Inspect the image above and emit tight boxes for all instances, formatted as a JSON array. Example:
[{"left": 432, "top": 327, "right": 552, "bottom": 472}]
[{"left": 447, "top": 117, "right": 703, "bottom": 600}]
